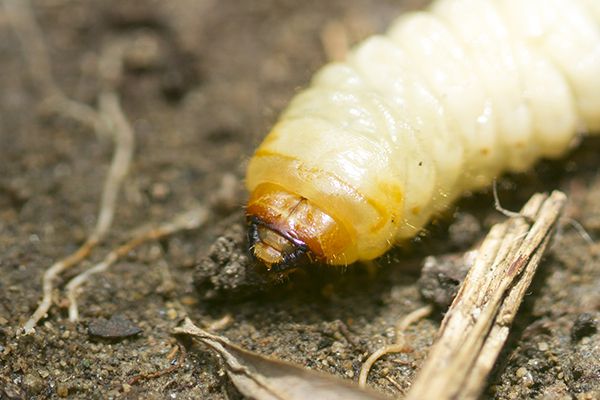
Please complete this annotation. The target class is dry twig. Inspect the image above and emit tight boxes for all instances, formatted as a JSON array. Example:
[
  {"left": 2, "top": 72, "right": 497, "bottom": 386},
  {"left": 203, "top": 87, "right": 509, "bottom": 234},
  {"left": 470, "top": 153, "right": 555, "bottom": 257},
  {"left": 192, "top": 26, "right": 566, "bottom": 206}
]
[{"left": 405, "top": 191, "right": 566, "bottom": 400}]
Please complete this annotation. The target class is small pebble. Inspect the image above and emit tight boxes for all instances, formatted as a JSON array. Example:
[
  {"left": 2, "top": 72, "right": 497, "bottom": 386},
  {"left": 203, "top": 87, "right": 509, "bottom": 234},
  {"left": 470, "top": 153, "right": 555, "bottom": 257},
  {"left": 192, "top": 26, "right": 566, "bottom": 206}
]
[
  {"left": 88, "top": 315, "right": 142, "bottom": 339},
  {"left": 516, "top": 367, "right": 528, "bottom": 378},
  {"left": 448, "top": 212, "right": 482, "bottom": 247},
  {"left": 23, "top": 374, "right": 44, "bottom": 394},
  {"left": 56, "top": 384, "right": 69, "bottom": 397},
  {"left": 580, "top": 336, "right": 591, "bottom": 345},
  {"left": 151, "top": 182, "right": 171, "bottom": 201},
  {"left": 418, "top": 253, "right": 471, "bottom": 308},
  {"left": 537, "top": 341, "right": 549, "bottom": 351},
  {"left": 571, "top": 313, "right": 597, "bottom": 342},
  {"left": 180, "top": 296, "right": 198, "bottom": 306},
  {"left": 522, "top": 371, "right": 534, "bottom": 388},
  {"left": 166, "top": 308, "right": 178, "bottom": 320}
]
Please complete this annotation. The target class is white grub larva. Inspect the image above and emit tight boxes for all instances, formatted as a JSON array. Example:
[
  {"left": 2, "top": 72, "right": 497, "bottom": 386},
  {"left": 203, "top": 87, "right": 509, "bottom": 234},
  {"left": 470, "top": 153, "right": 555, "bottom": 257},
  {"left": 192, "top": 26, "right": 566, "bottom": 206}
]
[{"left": 246, "top": 0, "right": 600, "bottom": 270}]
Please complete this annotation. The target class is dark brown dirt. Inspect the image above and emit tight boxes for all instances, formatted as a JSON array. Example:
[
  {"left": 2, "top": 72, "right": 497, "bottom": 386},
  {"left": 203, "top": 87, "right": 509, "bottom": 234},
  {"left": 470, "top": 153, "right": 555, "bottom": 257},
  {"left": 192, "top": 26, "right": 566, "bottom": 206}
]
[{"left": 1, "top": 1, "right": 599, "bottom": 399}]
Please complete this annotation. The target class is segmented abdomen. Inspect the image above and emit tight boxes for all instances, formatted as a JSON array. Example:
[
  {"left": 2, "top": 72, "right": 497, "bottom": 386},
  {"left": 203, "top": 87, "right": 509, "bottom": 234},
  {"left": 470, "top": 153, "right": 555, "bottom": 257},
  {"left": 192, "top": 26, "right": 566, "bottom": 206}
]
[{"left": 246, "top": 0, "right": 600, "bottom": 263}]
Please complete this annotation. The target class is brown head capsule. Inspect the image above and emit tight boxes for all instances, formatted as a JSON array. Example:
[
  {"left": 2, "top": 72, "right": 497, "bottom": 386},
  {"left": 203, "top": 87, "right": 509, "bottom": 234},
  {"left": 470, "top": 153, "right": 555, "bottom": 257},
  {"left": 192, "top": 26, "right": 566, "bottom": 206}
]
[{"left": 246, "top": 182, "right": 356, "bottom": 270}]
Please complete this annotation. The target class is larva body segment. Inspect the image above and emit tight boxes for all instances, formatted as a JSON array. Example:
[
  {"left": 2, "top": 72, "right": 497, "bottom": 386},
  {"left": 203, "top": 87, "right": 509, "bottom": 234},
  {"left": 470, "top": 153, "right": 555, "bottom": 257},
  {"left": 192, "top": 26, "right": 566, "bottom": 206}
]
[{"left": 246, "top": 0, "right": 600, "bottom": 269}]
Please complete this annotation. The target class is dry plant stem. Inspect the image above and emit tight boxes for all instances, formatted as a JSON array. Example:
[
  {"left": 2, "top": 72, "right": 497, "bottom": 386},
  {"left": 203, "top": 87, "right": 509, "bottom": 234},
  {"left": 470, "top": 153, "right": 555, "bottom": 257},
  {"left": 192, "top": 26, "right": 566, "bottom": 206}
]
[
  {"left": 8, "top": 0, "right": 136, "bottom": 333},
  {"left": 358, "top": 304, "right": 433, "bottom": 388},
  {"left": 405, "top": 191, "right": 566, "bottom": 400},
  {"left": 66, "top": 207, "right": 209, "bottom": 321}
]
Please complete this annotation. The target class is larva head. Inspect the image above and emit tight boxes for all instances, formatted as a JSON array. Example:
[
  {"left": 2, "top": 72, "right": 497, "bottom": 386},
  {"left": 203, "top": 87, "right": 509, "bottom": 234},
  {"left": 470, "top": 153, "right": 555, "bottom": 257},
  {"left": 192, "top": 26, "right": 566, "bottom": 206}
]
[
  {"left": 247, "top": 216, "right": 310, "bottom": 271},
  {"left": 246, "top": 183, "right": 355, "bottom": 270}
]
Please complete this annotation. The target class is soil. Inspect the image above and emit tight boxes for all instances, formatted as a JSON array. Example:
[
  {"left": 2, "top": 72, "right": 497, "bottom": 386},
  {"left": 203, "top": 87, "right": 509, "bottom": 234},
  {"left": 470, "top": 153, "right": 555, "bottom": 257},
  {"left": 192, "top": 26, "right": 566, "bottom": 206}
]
[{"left": 1, "top": 0, "right": 598, "bottom": 399}]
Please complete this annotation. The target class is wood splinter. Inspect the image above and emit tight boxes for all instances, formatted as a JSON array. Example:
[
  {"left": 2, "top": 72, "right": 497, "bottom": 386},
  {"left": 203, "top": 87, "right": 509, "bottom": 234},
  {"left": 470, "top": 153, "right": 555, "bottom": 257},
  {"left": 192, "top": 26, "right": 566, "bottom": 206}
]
[{"left": 405, "top": 190, "right": 567, "bottom": 400}]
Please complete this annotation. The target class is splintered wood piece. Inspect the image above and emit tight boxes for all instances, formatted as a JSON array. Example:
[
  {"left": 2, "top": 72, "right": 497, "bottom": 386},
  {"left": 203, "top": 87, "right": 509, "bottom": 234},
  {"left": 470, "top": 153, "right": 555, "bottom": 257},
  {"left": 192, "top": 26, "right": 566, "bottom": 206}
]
[{"left": 406, "top": 191, "right": 566, "bottom": 400}]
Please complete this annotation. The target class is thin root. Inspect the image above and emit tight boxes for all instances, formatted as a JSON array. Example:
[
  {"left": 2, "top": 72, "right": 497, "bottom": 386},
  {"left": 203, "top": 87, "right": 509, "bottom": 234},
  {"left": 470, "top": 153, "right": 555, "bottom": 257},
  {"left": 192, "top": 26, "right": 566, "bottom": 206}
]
[
  {"left": 128, "top": 343, "right": 187, "bottom": 386},
  {"left": 560, "top": 217, "right": 595, "bottom": 246},
  {"left": 358, "top": 304, "right": 433, "bottom": 388},
  {"left": 336, "top": 319, "right": 360, "bottom": 349},
  {"left": 384, "top": 375, "right": 406, "bottom": 393},
  {"left": 11, "top": 0, "right": 135, "bottom": 334},
  {"left": 493, "top": 180, "right": 532, "bottom": 222},
  {"left": 66, "top": 207, "right": 209, "bottom": 321},
  {"left": 3, "top": 0, "right": 59, "bottom": 97},
  {"left": 21, "top": 90, "right": 134, "bottom": 334}
]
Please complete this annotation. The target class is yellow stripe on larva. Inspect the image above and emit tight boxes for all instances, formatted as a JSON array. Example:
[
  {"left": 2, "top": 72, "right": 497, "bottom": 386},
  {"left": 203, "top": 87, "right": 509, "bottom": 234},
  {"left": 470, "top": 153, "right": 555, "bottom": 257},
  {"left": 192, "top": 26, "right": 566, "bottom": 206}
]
[{"left": 245, "top": 0, "right": 600, "bottom": 268}]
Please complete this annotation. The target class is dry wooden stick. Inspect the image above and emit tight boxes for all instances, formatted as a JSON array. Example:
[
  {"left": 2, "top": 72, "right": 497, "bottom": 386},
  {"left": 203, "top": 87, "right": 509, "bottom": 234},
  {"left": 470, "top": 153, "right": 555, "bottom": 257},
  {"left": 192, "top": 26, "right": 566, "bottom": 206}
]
[{"left": 405, "top": 191, "right": 566, "bottom": 400}]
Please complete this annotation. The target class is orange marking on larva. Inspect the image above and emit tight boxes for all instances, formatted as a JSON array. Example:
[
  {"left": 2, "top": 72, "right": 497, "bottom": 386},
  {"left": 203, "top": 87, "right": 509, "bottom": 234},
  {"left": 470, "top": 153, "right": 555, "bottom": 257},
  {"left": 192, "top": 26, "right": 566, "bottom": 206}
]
[
  {"left": 252, "top": 149, "right": 392, "bottom": 235},
  {"left": 256, "top": 131, "right": 280, "bottom": 148},
  {"left": 253, "top": 148, "right": 281, "bottom": 159}
]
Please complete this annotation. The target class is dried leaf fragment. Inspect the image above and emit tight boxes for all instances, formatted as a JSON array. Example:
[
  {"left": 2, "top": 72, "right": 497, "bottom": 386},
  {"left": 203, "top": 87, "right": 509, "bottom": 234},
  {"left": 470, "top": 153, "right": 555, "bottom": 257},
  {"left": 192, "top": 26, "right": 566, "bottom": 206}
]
[{"left": 174, "top": 318, "right": 388, "bottom": 400}]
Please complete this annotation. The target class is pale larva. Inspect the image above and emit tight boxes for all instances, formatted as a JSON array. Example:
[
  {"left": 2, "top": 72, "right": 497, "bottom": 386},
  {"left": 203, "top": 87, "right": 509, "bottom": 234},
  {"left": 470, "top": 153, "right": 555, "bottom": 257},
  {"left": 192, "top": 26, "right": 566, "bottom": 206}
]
[{"left": 245, "top": 0, "right": 600, "bottom": 270}]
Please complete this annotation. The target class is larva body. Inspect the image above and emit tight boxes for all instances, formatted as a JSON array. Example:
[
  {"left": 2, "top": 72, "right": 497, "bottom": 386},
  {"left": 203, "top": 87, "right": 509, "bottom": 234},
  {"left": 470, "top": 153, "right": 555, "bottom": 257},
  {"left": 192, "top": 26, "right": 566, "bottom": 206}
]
[{"left": 246, "top": 0, "right": 600, "bottom": 269}]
